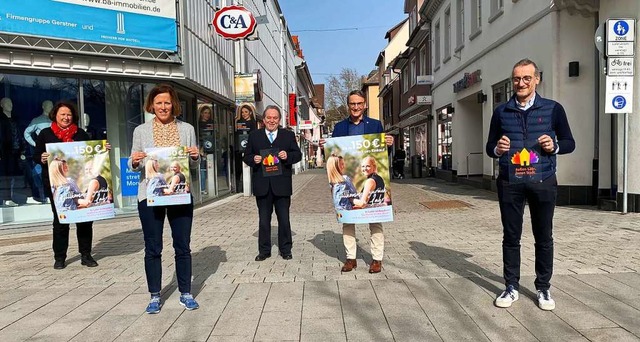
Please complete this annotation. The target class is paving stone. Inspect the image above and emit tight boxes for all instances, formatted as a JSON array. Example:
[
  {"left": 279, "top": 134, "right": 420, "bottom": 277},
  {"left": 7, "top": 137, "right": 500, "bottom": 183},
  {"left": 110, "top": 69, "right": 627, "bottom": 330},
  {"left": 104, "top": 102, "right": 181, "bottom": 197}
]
[{"left": 0, "top": 170, "right": 639, "bottom": 341}]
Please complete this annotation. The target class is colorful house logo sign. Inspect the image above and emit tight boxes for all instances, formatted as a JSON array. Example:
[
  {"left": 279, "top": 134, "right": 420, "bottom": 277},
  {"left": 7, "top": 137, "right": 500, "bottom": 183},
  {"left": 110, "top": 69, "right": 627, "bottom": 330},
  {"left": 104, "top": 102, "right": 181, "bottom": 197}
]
[
  {"left": 212, "top": 5, "right": 257, "bottom": 40},
  {"left": 511, "top": 148, "right": 539, "bottom": 177}
]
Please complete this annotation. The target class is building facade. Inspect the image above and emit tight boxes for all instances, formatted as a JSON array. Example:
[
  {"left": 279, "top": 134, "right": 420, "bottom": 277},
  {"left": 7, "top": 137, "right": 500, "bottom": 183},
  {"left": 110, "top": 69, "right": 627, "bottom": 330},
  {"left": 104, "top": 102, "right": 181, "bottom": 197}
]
[
  {"left": 423, "top": 0, "right": 610, "bottom": 205},
  {"left": 0, "top": 0, "right": 305, "bottom": 226}
]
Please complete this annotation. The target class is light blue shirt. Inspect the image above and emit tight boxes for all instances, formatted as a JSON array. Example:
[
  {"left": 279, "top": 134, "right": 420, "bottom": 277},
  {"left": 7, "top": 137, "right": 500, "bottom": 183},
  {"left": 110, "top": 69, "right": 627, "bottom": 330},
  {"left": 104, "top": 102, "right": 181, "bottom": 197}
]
[{"left": 266, "top": 129, "right": 278, "bottom": 142}]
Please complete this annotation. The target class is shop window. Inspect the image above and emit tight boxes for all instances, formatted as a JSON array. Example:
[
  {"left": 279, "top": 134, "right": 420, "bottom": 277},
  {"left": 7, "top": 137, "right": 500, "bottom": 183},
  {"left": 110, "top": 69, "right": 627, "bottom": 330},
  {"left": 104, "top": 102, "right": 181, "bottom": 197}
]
[
  {"left": 0, "top": 74, "right": 78, "bottom": 219},
  {"left": 197, "top": 100, "right": 215, "bottom": 198}
]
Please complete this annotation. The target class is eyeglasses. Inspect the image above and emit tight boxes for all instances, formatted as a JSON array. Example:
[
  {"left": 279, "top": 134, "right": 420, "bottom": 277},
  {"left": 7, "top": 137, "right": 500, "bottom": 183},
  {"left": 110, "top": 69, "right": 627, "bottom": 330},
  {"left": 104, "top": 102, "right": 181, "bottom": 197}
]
[
  {"left": 348, "top": 102, "right": 365, "bottom": 108},
  {"left": 511, "top": 76, "right": 534, "bottom": 84}
]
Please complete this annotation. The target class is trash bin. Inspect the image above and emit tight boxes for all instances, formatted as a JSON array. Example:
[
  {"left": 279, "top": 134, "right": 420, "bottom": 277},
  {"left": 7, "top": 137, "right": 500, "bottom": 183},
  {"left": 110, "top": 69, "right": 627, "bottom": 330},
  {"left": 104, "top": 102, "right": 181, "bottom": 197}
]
[{"left": 411, "top": 155, "right": 423, "bottom": 178}]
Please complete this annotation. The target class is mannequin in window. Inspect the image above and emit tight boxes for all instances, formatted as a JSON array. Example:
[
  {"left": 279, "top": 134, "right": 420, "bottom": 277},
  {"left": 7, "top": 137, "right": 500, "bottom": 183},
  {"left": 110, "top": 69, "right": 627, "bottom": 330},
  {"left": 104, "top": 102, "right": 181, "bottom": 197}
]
[
  {"left": 23, "top": 100, "right": 54, "bottom": 204},
  {"left": 0, "top": 97, "right": 22, "bottom": 206},
  {"left": 24, "top": 100, "right": 53, "bottom": 147}
]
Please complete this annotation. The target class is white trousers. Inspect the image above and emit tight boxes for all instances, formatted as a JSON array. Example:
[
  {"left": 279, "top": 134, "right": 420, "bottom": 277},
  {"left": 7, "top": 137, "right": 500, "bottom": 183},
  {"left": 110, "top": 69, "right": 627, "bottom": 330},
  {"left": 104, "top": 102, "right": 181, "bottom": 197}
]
[{"left": 342, "top": 223, "right": 384, "bottom": 261}]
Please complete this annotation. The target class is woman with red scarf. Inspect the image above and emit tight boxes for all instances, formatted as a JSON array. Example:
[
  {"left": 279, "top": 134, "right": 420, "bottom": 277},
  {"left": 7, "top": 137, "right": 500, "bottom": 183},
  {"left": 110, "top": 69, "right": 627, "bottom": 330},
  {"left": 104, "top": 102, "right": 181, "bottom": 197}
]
[{"left": 34, "top": 101, "right": 98, "bottom": 270}]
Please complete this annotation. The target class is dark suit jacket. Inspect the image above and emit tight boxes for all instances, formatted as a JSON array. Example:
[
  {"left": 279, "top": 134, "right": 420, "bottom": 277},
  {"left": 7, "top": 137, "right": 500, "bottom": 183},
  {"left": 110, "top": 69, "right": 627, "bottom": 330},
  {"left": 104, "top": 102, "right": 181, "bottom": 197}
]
[
  {"left": 243, "top": 128, "right": 302, "bottom": 197},
  {"left": 331, "top": 116, "right": 383, "bottom": 137}
]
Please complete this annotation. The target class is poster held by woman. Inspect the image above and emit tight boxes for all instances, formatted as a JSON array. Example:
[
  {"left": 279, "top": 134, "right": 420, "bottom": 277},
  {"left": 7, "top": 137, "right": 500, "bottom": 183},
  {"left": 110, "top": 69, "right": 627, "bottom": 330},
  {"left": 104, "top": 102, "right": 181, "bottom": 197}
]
[{"left": 46, "top": 139, "right": 115, "bottom": 224}]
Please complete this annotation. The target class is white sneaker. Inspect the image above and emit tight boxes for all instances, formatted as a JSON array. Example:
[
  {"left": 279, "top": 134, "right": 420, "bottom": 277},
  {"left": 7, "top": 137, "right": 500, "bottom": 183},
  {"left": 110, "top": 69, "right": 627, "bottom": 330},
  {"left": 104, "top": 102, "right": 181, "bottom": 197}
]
[
  {"left": 537, "top": 290, "right": 556, "bottom": 311},
  {"left": 495, "top": 285, "right": 519, "bottom": 308},
  {"left": 3, "top": 200, "right": 18, "bottom": 207}
]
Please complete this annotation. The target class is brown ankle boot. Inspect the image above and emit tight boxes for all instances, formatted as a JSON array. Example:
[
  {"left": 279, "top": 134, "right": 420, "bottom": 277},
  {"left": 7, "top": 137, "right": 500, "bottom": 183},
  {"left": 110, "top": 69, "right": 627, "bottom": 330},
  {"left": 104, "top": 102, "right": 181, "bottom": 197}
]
[
  {"left": 369, "top": 260, "right": 382, "bottom": 273},
  {"left": 341, "top": 259, "right": 357, "bottom": 272}
]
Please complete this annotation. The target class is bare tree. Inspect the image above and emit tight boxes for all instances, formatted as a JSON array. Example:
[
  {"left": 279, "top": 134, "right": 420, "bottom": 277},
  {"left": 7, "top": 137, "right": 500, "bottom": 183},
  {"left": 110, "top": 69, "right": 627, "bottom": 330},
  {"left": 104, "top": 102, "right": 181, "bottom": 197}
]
[{"left": 325, "top": 68, "right": 363, "bottom": 129}]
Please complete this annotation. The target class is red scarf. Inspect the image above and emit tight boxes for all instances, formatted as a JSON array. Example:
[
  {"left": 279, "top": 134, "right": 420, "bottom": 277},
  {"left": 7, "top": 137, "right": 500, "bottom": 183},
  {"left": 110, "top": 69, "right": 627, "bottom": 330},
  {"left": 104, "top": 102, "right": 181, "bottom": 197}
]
[{"left": 51, "top": 122, "right": 78, "bottom": 142}]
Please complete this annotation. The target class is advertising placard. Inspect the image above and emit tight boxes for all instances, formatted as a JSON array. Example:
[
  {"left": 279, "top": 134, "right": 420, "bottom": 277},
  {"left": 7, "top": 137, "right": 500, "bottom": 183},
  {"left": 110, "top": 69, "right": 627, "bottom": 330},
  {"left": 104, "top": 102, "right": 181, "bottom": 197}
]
[
  {"left": 144, "top": 146, "right": 191, "bottom": 206},
  {"left": 46, "top": 140, "right": 115, "bottom": 224},
  {"left": 0, "top": 0, "right": 177, "bottom": 51},
  {"left": 324, "top": 134, "right": 393, "bottom": 224},
  {"left": 234, "top": 73, "right": 256, "bottom": 104}
]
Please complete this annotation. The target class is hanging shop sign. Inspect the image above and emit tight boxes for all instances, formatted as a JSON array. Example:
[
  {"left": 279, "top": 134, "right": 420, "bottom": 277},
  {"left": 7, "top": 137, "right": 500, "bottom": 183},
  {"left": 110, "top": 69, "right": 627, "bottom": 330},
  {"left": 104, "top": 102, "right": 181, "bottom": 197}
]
[
  {"left": 213, "top": 5, "right": 257, "bottom": 40},
  {"left": 289, "top": 94, "right": 297, "bottom": 126},
  {"left": 0, "top": 0, "right": 178, "bottom": 51},
  {"left": 299, "top": 120, "right": 313, "bottom": 129},
  {"left": 234, "top": 70, "right": 263, "bottom": 104}
]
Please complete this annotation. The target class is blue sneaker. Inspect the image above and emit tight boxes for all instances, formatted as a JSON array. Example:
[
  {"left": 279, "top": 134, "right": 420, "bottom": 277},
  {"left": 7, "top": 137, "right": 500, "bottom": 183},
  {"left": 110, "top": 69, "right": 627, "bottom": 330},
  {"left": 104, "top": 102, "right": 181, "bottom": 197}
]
[
  {"left": 179, "top": 293, "right": 199, "bottom": 310},
  {"left": 145, "top": 295, "right": 162, "bottom": 314}
]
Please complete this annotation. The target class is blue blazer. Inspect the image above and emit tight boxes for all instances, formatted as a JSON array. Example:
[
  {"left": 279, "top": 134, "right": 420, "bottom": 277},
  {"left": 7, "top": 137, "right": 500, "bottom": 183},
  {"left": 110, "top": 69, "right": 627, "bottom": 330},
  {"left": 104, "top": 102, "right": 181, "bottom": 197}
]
[{"left": 332, "top": 116, "right": 383, "bottom": 137}]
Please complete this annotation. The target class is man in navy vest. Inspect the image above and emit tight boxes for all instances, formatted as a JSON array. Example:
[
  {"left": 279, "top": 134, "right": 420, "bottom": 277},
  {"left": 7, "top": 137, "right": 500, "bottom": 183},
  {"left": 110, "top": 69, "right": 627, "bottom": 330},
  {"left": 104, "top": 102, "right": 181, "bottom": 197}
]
[
  {"left": 323, "top": 90, "right": 393, "bottom": 274},
  {"left": 486, "top": 59, "right": 575, "bottom": 311}
]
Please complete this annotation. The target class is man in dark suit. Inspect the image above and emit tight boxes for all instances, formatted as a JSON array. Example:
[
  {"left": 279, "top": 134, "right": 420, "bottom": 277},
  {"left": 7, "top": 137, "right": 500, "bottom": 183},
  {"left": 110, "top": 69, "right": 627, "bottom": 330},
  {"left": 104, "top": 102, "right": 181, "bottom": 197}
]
[{"left": 243, "top": 105, "right": 302, "bottom": 261}]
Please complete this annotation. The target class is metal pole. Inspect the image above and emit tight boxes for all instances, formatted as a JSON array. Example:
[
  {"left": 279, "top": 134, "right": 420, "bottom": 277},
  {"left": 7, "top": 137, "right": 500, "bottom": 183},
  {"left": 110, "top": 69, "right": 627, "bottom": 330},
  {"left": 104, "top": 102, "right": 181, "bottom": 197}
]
[{"left": 623, "top": 112, "right": 628, "bottom": 214}]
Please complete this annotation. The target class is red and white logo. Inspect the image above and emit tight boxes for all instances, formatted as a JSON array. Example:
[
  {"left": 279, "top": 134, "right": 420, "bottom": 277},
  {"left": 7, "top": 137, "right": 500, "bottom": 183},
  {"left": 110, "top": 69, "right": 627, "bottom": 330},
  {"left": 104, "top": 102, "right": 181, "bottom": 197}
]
[{"left": 212, "top": 5, "right": 257, "bottom": 40}]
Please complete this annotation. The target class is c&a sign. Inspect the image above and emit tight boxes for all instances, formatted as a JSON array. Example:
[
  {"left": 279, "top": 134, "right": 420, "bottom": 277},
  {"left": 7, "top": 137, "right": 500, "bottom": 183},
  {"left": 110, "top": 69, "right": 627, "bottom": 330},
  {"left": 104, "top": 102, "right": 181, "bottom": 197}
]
[{"left": 212, "top": 5, "right": 257, "bottom": 40}]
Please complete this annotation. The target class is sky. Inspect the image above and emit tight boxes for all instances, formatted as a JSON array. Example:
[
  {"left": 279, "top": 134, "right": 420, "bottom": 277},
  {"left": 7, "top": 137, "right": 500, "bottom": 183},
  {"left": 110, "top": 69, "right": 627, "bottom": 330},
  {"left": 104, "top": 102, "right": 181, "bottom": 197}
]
[{"left": 279, "top": 0, "right": 407, "bottom": 86}]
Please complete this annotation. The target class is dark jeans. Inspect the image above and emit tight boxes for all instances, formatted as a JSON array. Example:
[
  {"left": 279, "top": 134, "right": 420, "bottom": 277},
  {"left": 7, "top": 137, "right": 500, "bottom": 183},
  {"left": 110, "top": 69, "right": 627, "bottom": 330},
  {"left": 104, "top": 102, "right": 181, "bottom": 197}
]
[
  {"left": 256, "top": 192, "right": 292, "bottom": 255},
  {"left": 48, "top": 196, "right": 93, "bottom": 261},
  {"left": 497, "top": 175, "right": 557, "bottom": 291},
  {"left": 138, "top": 200, "right": 193, "bottom": 294}
]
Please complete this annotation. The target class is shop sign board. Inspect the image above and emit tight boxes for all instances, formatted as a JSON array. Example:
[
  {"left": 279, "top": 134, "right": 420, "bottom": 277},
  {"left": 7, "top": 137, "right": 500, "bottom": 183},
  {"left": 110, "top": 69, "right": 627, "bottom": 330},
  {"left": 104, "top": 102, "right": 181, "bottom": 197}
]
[
  {"left": 416, "top": 75, "right": 434, "bottom": 85},
  {"left": 212, "top": 5, "right": 257, "bottom": 40},
  {"left": 0, "top": 0, "right": 177, "bottom": 51},
  {"left": 417, "top": 95, "right": 432, "bottom": 105},
  {"left": 299, "top": 120, "right": 313, "bottom": 129}
]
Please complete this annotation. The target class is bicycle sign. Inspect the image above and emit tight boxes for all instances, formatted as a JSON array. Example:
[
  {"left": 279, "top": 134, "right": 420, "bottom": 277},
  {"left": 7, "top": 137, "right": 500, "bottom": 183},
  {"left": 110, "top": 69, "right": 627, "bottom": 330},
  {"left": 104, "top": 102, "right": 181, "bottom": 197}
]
[{"left": 608, "top": 57, "right": 634, "bottom": 76}]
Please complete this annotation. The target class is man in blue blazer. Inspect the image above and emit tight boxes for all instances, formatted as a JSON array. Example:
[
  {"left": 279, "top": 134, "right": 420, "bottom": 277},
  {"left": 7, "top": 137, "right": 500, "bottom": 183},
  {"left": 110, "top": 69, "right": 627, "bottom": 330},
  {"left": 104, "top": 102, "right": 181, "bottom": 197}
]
[
  {"left": 244, "top": 105, "right": 302, "bottom": 261},
  {"left": 324, "top": 90, "right": 393, "bottom": 274}
]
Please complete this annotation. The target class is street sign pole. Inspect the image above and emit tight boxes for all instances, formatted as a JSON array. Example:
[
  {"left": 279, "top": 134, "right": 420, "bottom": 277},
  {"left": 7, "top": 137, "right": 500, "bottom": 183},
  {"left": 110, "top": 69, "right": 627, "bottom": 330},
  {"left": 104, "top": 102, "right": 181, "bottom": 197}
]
[
  {"left": 603, "top": 18, "right": 635, "bottom": 214},
  {"left": 623, "top": 112, "right": 628, "bottom": 213}
]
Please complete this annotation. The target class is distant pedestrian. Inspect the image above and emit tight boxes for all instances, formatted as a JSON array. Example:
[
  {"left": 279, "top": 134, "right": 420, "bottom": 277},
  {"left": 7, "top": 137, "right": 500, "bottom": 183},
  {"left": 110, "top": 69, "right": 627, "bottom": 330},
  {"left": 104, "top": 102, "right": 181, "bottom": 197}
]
[
  {"left": 393, "top": 147, "right": 406, "bottom": 179},
  {"left": 486, "top": 59, "right": 575, "bottom": 311},
  {"left": 243, "top": 105, "right": 302, "bottom": 261},
  {"left": 128, "top": 83, "right": 201, "bottom": 314},
  {"left": 321, "top": 90, "right": 393, "bottom": 274}
]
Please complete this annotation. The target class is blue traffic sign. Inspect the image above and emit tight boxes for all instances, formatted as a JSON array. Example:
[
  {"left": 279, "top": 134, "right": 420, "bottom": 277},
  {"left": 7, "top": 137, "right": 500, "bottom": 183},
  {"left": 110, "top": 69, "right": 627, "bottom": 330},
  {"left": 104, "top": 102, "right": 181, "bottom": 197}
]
[
  {"left": 612, "top": 95, "right": 627, "bottom": 110},
  {"left": 613, "top": 21, "right": 630, "bottom": 36}
]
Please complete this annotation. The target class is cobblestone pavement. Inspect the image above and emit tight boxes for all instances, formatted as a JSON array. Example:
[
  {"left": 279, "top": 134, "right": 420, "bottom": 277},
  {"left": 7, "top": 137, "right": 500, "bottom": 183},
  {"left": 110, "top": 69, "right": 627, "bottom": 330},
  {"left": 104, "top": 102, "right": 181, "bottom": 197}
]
[{"left": 0, "top": 169, "right": 639, "bottom": 341}]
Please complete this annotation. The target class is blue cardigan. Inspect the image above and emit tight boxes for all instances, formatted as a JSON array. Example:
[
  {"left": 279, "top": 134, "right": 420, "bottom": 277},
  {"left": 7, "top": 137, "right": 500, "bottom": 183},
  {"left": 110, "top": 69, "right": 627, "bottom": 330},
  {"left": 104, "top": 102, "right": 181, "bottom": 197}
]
[{"left": 332, "top": 116, "right": 384, "bottom": 137}]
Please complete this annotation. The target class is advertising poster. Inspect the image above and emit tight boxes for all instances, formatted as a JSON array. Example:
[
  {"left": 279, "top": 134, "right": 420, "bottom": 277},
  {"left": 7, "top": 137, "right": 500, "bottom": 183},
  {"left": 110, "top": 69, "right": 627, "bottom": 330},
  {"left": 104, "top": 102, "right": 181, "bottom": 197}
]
[
  {"left": 46, "top": 140, "right": 114, "bottom": 224},
  {"left": 324, "top": 134, "right": 393, "bottom": 224},
  {"left": 234, "top": 73, "right": 256, "bottom": 104},
  {"left": 0, "top": 0, "right": 177, "bottom": 51},
  {"left": 144, "top": 146, "right": 191, "bottom": 206}
]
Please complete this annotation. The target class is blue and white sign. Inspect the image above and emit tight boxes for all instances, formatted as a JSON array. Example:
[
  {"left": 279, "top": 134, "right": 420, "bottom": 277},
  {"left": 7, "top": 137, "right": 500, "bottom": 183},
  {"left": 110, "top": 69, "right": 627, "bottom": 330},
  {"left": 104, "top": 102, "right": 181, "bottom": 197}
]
[
  {"left": 606, "top": 19, "right": 635, "bottom": 57},
  {"left": 612, "top": 96, "right": 627, "bottom": 110},
  {"left": 120, "top": 157, "right": 139, "bottom": 196},
  {"left": 0, "top": 0, "right": 177, "bottom": 51},
  {"left": 605, "top": 76, "right": 634, "bottom": 114},
  {"left": 608, "top": 20, "right": 635, "bottom": 40}
]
